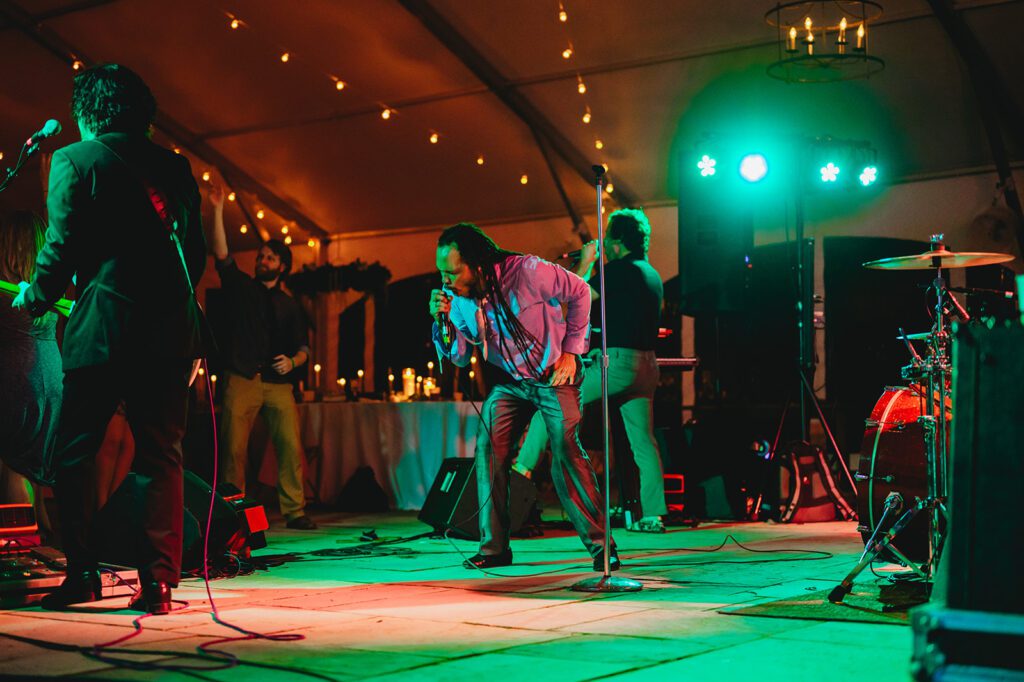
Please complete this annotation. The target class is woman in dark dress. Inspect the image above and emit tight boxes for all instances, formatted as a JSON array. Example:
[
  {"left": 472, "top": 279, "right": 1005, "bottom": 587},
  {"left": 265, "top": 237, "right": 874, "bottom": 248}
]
[{"left": 1, "top": 210, "right": 63, "bottom": 489}]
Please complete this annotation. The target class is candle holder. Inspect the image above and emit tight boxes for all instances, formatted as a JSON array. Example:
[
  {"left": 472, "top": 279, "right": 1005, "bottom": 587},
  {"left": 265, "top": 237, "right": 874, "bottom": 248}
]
[{"left": 765, "top": 1, "right": 884, "bottom": 83}]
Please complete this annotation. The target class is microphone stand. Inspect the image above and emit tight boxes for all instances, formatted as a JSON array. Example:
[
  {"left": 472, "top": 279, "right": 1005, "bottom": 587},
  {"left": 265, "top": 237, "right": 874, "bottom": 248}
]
[
  {"left": 572, "top": 165, "right": 642, "bottom": 593},
  {"left": 0, "top": 133, "right": 48, "bottom": 193}
]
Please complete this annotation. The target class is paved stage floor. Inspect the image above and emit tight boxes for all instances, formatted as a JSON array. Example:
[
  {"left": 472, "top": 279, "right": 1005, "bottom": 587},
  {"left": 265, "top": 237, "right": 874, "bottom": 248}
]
[{"left": 0, "top": 512, "right": 914, "bottom": 681}]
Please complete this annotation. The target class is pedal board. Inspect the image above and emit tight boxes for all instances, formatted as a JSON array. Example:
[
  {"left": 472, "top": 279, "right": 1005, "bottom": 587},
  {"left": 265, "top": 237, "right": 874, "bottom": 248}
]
[{"left": 0, "top": 545, "right": 139, "bottom": 608}]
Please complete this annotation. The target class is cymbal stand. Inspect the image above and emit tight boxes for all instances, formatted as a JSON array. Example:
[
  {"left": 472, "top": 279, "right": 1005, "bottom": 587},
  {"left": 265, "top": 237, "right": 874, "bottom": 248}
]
[{"left": 829, "top": 235, "right": 952, "bottom": 603}]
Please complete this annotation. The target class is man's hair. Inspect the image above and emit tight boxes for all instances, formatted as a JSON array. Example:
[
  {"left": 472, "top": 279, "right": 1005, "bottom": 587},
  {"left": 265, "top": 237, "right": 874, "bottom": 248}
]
[
  {"left": 437, "top": 223, "right": 541, "bottom": 377},
  {"left": 607, "top": 207, "right": 651, "bottom": 256},
  {"left": 71, "top": 64, "right": 157, "bottom": 136},
  {"left": 262, "top": 239, "right": 293, "bottom": 276}
]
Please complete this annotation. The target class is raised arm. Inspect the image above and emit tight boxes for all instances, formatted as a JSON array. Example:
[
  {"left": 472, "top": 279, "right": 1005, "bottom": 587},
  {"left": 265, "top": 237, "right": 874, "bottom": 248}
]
[{"left": 207, "top": 183, "right": 229, "bottom": 261}]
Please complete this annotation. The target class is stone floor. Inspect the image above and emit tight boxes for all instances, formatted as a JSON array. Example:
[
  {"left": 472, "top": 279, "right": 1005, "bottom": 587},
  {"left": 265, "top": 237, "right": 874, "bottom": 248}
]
[{"left": 0, "top": 512, "right": 915, "bottom": 681}]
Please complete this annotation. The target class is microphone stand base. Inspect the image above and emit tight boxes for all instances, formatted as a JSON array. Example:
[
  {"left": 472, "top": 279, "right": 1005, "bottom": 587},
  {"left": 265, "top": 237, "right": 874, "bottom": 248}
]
[{"left": 571, "top": 575, "right": 642, "bottom": 593}]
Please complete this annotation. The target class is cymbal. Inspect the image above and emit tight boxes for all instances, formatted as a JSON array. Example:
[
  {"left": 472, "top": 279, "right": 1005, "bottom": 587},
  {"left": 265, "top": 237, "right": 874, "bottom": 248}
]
[{"left": 863, "top": 248, "right": 1014, "bottom": 270}]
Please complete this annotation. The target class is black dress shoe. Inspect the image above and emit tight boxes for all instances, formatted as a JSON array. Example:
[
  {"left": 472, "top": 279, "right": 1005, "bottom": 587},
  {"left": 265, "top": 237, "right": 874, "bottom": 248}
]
[
  {"left": 286, "top": 515, "right": 318, "bottom": 530},
  {"left": 128, "top": 581, "right": 173, "bottom": 615},
  {"left": 463, "top": 550, "right": 513, "bottom": 569},
  {"left": 592, "top": 547, "right": 621, "bottom": 572},
  {"left": 39, "top": 569, "right": 102, "bottom": 610}
]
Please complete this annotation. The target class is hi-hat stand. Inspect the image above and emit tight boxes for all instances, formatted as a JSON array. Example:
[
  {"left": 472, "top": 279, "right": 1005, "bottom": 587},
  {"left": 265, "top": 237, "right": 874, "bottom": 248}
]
[{"left": 829, "top": 235, "right": 956, "bottom": 603}]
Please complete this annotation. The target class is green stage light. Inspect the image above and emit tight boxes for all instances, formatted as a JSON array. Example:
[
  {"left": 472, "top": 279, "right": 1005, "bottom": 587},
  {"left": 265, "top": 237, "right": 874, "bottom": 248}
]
[
  {"left": 697, "top": 154, "right": 717, "bottom": 177},
  {"left": 738, "top": 153, "right": 768, "bottom": 183},
  {"left": 820, "top": 162, "right": 840, "bottom": 182},
  {"left": 859, "top": 166, "right": 878, "bottom": 186}
]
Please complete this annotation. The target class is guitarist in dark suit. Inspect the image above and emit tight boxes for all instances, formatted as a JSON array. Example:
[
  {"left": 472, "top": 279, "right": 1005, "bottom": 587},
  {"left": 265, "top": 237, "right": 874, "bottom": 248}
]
[{"left": 13, "top": 64, "right": 207, "bottom": 614}]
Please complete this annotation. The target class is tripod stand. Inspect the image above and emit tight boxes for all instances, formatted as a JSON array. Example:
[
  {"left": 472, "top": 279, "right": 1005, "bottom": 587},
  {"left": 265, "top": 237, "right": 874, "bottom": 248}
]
[{"left": 752, "top": 191, "right": 857, "bottom": 522}]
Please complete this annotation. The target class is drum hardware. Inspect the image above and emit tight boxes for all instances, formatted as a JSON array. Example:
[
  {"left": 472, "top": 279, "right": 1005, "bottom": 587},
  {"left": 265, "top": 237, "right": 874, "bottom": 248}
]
[
  {"left": 830, "top": 235, "right": 1013, "bottom": 603},
  {"left": 854, "top": 472, "right": 895, "bottom": 484}
]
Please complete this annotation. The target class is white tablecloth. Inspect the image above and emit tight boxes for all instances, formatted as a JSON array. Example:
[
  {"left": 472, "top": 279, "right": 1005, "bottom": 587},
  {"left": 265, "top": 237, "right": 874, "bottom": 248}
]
[{"left": 259, "top": 401, "right": 480, "bottom": 510}]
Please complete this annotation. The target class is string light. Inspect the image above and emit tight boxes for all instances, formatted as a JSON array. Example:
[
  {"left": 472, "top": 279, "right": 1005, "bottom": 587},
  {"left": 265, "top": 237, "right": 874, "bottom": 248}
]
[
  {"left": 239, "top": 225, "right": 248, "bottom": 234},
  {"left": 229, "top": 18, "right": 240, "bottom": 29},
  {"left": 0, "top": 152, "right": 4, "bottom": 161},
  {"left": 381, "top": 108, "right": 392, "bottom": 120},
  {"left": 281, "top": 226, "right": 289, "bottom": 234},
  {"left": 605, "top": 182, "right": 614, "bottom": 194},
  {"left": 72, "top": 60, "right": 84, "bottom": 71},
  {"left": 280, "top": 52, "right": 290, "bottom": 63},
  {"left": 562, "top": 43, "right": 573, "bottom": 59},
  {"left": 284, "top": 235, "right": 292, "bottom": 245},
  {"left": 520, "top": 174, "right": 529, "bottom": 185},
  {"left": 601, "top": 163, "right": 609, "bottom": 172},
  {"left": 227, "top": 192, "right": 236, "bottom": 202},
  {"left": 582, "top": 107, "right": 591, "bottom": 124},
  {"left": 173, "top": 147, "right": 181, "bottom": 154},
  {"left": 334, "top": 78, "right": 346, "bottom": 91},
  {"left": 201, "top": 171, "right": 211, "bottom": 182},
  {"left": 429, "top": 132, "right": 439, "bottom": 144},
  {"left": 256, "top": 209, "right": 265, "bottom": 219},
  {"left": 595, "top": 139, "right": 604, "bottom": 150},
  {"left": 558, "top": 3, "right": 567, "bottom": 22},
  {"left": 307, "top": 238, "right": 316, "bottom": 247},
  {"left": 577, "top": 76, "right": 587, "bottom": 94},
  {"left": 476, "top": 155, "right": 485, "bottom": 166}
]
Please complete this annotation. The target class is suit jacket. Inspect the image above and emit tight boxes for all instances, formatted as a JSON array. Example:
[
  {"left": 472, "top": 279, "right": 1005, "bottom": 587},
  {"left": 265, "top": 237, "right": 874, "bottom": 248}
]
[{"left": 25, "top": 132, "right": 207, "bottom": 370}]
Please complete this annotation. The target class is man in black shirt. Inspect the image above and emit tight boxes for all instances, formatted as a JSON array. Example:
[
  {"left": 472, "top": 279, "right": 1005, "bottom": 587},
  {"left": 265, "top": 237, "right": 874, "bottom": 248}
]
[
  {"left": 208, "top": 187, "right": 316, "bottom": 530},
  {"left": 515, "top": 208, "right": 667, "bottom": 532}
]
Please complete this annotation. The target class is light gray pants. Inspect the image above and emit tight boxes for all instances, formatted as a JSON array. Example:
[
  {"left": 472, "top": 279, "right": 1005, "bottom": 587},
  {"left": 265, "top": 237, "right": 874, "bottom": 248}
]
[{"left": 517, "top": 348, "right": 667, "bottom": 518}]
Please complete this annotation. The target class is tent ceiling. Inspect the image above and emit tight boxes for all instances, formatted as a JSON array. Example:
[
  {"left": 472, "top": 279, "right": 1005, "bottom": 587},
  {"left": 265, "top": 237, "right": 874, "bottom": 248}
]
[{"left": 1, "top": 0, "right": 1021, "bottom": 250}]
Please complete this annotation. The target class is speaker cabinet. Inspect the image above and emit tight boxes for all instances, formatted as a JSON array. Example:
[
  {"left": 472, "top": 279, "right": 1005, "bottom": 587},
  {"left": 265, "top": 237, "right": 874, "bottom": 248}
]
[{"left": 418, "top": 458, "right": 536, "bottom": 540}]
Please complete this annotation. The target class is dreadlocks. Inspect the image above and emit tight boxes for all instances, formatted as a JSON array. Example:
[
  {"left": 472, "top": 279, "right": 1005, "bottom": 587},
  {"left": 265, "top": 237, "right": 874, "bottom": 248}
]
[{"left": 437, "top": 223, "right": 543, "bottom": 379}]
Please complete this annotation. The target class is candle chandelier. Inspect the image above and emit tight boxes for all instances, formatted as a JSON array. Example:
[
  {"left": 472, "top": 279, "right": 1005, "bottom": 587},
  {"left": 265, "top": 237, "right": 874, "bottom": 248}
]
[{"left": 766, "top": 1, "right": 885, "bottom": 83}]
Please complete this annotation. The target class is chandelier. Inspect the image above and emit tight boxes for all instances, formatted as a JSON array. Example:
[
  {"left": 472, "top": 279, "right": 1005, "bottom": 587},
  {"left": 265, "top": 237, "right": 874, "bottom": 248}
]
[{"left": 765, "top": 1, "right": 885, "bottom": 83}]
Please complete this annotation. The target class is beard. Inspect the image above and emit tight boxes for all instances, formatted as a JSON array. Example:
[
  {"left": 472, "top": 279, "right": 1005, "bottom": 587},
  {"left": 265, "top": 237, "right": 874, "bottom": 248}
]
[{"left": 255, "top": 265, "right": 281, "bottom": 282}]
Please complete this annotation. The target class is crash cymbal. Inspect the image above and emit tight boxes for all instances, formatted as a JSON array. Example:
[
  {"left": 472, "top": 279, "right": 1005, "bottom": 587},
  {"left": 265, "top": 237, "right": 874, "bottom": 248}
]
[{"left": 863, "top": 248, "right": 1014, "bottom": 270}]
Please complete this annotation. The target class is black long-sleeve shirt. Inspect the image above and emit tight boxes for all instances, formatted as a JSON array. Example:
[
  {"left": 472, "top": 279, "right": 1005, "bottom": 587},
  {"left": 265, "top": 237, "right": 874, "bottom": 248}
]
[{"left": 214, "top": 257, "right": 309, "bottom": 383}]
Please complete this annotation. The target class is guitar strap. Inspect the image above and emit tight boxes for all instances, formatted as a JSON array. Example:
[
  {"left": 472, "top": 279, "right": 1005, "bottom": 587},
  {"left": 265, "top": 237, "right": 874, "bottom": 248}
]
[{"left": 91, "top": 138, "right": 216, "bottom": 361}]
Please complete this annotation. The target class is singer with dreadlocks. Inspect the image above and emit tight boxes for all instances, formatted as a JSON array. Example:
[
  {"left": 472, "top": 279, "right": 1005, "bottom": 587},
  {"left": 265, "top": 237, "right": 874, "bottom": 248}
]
[{"left": 428, "top": 223, "right": 618, "bottom": 571}]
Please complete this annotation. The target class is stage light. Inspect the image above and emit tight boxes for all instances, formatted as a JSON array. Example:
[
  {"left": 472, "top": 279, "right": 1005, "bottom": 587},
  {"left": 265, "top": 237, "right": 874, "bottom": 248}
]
[
  {"left": 820, "top": 162, "right": 841, "bottom": 182},
  {"left": 697, "top": 154, "right": 717, "bottom": 177},
  {"left": 739, "top": 154, "right": 768, "bottom": 183},
  {"left": 859, "top": 166, "right": 878, "bottom": 186}
]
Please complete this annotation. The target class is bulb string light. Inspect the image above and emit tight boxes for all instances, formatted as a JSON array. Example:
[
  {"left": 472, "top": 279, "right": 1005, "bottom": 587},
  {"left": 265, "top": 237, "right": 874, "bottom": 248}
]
[
  {"left": 556, "top": 1, "right": 614, "bottom": 196},
  {"left": 212, "top": 6, "right": 516, "bottom": 183}
]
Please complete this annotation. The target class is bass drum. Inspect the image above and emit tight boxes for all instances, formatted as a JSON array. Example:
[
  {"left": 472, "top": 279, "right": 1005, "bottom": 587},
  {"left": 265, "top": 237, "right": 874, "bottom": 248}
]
[{"left": 856, "top": 385, "right": 947, "bottom": 564}]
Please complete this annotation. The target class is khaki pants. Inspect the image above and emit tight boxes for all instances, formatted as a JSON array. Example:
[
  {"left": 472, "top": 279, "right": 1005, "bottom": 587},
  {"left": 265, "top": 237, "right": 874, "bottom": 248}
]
[
  {"left": 517, "top": 348, "right": 667, "bottom": 518},
  {"left": 221, "top": 372, "right": 305, "bottom": 521}
]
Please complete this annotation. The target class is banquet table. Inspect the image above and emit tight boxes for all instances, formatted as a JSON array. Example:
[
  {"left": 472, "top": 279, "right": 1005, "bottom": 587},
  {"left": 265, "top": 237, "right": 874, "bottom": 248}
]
[{"left": 256, "top": 400, "right": 480, "bottom": 510}]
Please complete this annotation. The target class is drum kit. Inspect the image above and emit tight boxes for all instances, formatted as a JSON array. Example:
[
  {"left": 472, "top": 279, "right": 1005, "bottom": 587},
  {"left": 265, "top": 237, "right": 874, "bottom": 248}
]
[{"left": 828, "top": 234, "right": 1015, "bottom": 603}]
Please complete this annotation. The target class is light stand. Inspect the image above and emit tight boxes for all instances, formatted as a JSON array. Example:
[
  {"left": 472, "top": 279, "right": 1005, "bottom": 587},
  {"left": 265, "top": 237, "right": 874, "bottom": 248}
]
[{"left": 572, "top": 165, "right": 642, "bottom": 593}]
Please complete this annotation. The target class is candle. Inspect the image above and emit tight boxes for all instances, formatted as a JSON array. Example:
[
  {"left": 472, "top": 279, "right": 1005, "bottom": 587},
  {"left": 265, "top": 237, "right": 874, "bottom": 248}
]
[
  {"left": 804, "top": 16, "right": 814, "bottom": 55},
  {"left": 357, "top": 369, "right": 364, "bottom": 393},
  {"left": 402, "top": 368, "right": 416, "bottom": 398},
  {"left": 838, "top": 17, "right": 847, "bottom": 54},
  {"left": 314, "top": 363, "right": 321, "bottom": 389},
  {"left": 427, "top": 361, "right": 434, "bottom": 378},
  {"left": 388, "top": 372, "right": 395, "bottom": 394},
  {"left": 210, "top": 374, "right": 217, "bottom": 398},
  {"left": 856, "top": 22, "right": 865, "bottom": 50},
  {"left": 787, "top": 26, "right": 797, "bottom": 52}
]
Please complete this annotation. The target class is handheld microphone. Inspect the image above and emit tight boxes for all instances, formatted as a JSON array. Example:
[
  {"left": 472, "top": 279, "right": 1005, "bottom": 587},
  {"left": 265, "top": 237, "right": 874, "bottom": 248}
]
[
  {"left": 26, "top": 119, "right": 62, "bottom": 147},
  {"left": 440, "top": 311, "right": 451, "bottom": 345}
]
